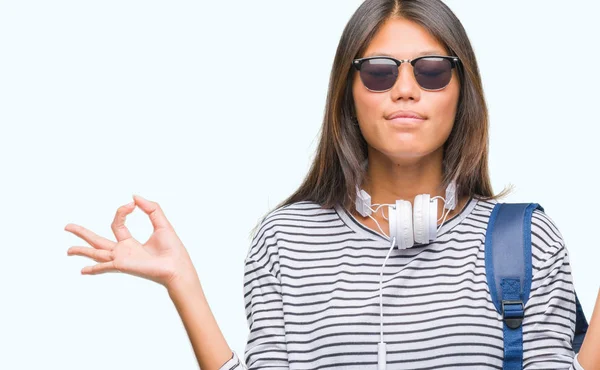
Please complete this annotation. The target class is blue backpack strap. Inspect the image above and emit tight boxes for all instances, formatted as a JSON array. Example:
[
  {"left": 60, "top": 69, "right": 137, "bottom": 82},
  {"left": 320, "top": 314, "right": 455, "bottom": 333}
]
[
  {"left": 486, "top": 202, "right": 590, "bottom": 368},
  {"left": 485, "top": 202, "right": 543, "bottom": 370},
  {"left": 573, "top": 293, "right": 589, "bottom": 352}
]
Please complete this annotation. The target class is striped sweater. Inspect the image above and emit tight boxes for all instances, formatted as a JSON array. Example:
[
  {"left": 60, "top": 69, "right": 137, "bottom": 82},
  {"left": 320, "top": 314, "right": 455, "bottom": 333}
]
[{"left": 219, "top": 196, "right": 585, "bottom": 369}]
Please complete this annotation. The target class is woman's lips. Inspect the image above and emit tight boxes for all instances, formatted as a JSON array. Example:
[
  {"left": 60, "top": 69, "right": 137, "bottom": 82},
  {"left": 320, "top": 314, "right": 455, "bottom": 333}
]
[{"left": 386, "top": 116, "right": 426, "bottom": 126}]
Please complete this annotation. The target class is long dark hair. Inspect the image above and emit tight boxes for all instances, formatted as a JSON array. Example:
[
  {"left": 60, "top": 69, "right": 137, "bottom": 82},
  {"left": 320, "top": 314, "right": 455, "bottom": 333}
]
[{"left": 250, "top": 0, "right": 511, "bottom": 239}]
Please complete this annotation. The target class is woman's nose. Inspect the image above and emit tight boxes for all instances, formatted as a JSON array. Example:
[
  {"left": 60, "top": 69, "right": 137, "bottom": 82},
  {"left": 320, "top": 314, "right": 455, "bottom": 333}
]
[{"left": 390, "top": 62, "right": 421, "bottom": 100}]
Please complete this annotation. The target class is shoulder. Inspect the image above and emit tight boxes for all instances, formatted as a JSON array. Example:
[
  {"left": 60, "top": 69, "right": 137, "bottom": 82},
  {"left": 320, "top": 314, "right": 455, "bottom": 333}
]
[
  {"left": 476, "top": 198, "right": 567, "bottom": 275},
  {"left": 466, "top": 197, "right": 498, "bottom": 224},
  {"left": 245, "top": 200, "right": 335, "bottom": 269},
  {"left": 530, "top": 207, "right": 566, "bottom": 276},
  {"left": 452, "top": 196, "right": 498, "bottom": 232}
]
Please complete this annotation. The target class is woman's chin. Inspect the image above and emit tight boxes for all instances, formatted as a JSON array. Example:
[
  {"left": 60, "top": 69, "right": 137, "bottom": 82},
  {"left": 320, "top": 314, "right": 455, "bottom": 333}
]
[
  {"left": 381, "top": 149, "right": 427, "bottom": 162},
  {"left": 381, "top": 140, "right": 424, "bottom": 157}
]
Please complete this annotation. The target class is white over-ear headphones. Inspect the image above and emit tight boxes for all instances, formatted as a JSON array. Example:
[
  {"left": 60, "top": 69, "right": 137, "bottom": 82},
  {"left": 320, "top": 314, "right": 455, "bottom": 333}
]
[
  {"left": 355, "top": 180, "right": 458, "bottom": 249},
  {"left": 353, "top": 179, "right": 459, "bottom": 370}
]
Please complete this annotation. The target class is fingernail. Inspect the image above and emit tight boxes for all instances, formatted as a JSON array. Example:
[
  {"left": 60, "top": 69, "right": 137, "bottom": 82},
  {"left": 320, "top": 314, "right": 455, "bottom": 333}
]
[{"left": 127, "top": 201, "right": 135, "bottom": 207}]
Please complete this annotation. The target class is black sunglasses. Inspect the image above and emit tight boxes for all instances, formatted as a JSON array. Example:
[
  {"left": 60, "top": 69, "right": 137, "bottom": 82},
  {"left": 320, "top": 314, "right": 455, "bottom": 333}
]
[{"left": 352, "top": 55, "right": 461, "bottom": 92}]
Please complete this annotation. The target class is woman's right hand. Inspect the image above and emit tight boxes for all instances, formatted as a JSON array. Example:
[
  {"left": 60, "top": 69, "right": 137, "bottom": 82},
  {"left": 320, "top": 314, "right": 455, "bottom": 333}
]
[{"left": 66, "top": 194, "right": 196, "bottom": 290}]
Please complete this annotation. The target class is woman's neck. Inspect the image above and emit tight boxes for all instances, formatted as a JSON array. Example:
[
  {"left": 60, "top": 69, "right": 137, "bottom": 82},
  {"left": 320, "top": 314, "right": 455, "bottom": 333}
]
[{"left": 354, "top": 149, "right": 468, "bottom": 228}]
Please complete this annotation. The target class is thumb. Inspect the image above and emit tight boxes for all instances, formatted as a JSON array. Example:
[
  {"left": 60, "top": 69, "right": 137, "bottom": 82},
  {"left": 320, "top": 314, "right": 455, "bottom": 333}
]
[{"left": 132, "top": 194, "right": 173, "bottom": 231}]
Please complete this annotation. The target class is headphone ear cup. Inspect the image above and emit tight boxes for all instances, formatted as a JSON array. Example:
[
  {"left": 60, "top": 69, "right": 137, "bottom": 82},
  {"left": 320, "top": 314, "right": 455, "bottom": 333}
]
[
  {"left": 428, "top": 198, "right": 438, "bottom": 240},
  {"left": 396, "top": 200, "right": 414, "bottom": 249},
  {"left": 413, "top": 194, "right": 429, "bottom": 244},
  {"left": 388, "top": 204, "right": 397, "bottom": 247}
]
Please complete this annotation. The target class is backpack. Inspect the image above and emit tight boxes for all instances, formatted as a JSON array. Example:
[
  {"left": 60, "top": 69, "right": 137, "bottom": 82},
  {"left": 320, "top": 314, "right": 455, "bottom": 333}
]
[{"left": 485, "top": 202, "right": 589, "bottom": 370}]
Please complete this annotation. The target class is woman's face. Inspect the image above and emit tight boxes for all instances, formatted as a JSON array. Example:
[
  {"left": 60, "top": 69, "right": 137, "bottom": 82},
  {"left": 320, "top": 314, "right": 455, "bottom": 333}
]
[{"left": 352, "top": 17, "right": 460, "bottom": 163}]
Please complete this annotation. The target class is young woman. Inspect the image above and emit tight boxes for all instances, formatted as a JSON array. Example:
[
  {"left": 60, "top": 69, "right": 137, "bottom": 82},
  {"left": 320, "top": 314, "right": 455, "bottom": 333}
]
[{"left": 65, "top": 0, "right": 600, "bottom": 369}]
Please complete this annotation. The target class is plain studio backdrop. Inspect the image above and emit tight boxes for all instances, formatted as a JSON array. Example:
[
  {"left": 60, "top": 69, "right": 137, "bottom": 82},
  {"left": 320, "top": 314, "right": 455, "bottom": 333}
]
[{"left": 0, "top": 1, "right": 598, "bottom": 369}]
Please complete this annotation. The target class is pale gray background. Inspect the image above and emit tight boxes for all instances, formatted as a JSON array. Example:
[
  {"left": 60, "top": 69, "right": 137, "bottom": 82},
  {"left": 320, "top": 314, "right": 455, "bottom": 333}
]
[{"left": 0, "top": 1, "right": 598, "bottom": 369}]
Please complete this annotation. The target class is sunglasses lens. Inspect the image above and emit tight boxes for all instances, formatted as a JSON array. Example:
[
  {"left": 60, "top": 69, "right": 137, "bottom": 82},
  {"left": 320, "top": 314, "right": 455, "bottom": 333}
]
[
  {"left": 414, "top": 57, "right": 453, "bottom": 90},
  {"left": 359, "top": 58, "right": 398, "bottom": 91}
]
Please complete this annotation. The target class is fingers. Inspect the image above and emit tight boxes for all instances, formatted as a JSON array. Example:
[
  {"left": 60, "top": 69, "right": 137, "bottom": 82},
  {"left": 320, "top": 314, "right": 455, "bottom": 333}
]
[
  {"left": 81, "top": 261, "right": 120, "bottom": 275},
  {"left": 64, "top": 223, "right": 116, "bottom": 251},
  {"left": 111, "top": 201, "right": 135, "bottom": 242},
  {"left": 67, "top": 246, "right": 113, "bottom": 263},
  {"left": 132, "top": 194, "right": 172, "bottom": 231}
]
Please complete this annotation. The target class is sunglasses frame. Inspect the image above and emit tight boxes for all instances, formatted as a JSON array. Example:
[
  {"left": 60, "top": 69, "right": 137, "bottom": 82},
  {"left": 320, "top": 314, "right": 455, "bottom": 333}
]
[{"left": 352, "top": 55, "right": 461, "bottom": 92}]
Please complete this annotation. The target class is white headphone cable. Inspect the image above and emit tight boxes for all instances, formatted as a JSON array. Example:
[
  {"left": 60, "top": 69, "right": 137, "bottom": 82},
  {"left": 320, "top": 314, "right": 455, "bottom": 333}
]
[{"left": 377, "top": 235, "right": 396, "bottom": 370}]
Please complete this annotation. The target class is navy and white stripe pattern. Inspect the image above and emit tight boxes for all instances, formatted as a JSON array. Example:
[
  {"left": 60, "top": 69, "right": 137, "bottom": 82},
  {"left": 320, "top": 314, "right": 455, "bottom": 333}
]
[{"left": 219, "top": 197, "right": 585, "bottom": 369}]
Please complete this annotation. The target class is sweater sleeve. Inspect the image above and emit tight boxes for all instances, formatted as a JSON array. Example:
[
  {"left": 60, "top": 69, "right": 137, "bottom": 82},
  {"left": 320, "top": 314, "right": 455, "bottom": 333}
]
[
  {"left": 218, "top": 257, "right": 289, "bottom": 370},
  {"left": 522, "top": 211, "right": 585, "bottom": 369}
]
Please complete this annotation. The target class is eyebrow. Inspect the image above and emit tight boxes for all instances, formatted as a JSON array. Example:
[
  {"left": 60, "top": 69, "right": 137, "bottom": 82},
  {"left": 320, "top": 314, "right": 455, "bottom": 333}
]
[{"left": 363, "top": 49, "right": 446, "bottom": 58}]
